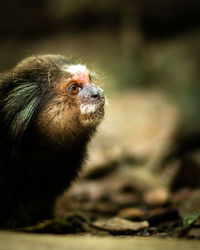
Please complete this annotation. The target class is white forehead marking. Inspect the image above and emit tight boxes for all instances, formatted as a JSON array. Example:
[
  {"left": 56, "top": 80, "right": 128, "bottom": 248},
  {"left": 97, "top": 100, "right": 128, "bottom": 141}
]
[
  {"left": 80, "top": 103, "right": 97, "bottom": 115},
  {"left": 63, "top": 64, "right": 89, "bottom": 75}
]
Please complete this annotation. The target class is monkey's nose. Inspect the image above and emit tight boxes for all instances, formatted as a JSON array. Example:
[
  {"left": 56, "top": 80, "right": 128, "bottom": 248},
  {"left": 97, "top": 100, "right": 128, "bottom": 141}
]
[
  {"left": 91, "top": 88, "right": 103, "bottom": 100},
  {"left": 84, "top": 85, "right": 104, "bottom": 101},
  {"left": 80, "top": 84, "right": 105, "bottom": 104}
]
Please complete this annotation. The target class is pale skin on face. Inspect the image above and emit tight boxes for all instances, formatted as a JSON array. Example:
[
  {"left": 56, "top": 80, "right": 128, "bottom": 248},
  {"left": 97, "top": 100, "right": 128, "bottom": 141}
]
[{"left": 67, "top": 64, "right": 90, "bottom": 84}]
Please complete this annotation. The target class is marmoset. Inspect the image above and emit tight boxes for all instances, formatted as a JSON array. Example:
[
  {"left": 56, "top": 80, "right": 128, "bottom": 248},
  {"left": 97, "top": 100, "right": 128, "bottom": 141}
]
[{"left": 0, "top": 55, "right": 105, "bottom": 229}]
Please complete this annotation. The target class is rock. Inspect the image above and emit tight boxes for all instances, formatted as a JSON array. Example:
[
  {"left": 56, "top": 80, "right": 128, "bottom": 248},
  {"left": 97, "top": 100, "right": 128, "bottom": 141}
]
[
  {"left": 83, "top": 161, "right": 119, "bottom": 180},
  {"left": 93, "top": 217, "right": 149, "bottom": 234},
  {"left": 194, "top": 217, "right": 200, "bottom": 226},
  {"left": 147, "top": 208, "right": 180, "bottom": 226},
  {"left": 89, "top": 201, "right": 119, "bottom": 215},
  {"left": 144, "top": 187, "right": 170, "bottom": 206},
  {"left": 111, "top": 193, "right": 139, "bottom": 207},
  {"left": 171, "top": 154, "right": 200, "bottom": 191},
  {"left": 178, "top": 189, "right": 200, "bottom": 221},
  {"left": 187, "top": 228, "right": 200, "bottom": 239},
  {"left": 117, "top": 208, "right": 145, "bottom": 220},
  {"left": 171, "top": 188, "right": 191, "bottom": 205}
]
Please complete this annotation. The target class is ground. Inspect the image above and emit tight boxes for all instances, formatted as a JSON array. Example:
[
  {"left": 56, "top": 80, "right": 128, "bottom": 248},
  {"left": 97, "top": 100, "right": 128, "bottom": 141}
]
[{"left": 0, "top": 232, "right": 200, "bottom": 250}]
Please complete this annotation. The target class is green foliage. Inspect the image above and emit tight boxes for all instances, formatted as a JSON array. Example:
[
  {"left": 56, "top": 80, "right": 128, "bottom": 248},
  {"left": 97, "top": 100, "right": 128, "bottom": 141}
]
[{"left": 184, "top": 213, "right": 200, "bottom": 228}]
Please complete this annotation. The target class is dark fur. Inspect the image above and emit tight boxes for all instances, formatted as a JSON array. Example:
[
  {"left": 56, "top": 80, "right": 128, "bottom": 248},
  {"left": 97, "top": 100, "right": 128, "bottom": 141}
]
[{"left": 0, "top": 55, "right": 101, "bottom": 228}]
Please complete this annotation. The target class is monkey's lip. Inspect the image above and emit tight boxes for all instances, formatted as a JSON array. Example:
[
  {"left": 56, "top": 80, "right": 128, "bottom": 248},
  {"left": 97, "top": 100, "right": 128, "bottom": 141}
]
[{"left": 80, "top": 101, "right": 104, "bottom": 123}]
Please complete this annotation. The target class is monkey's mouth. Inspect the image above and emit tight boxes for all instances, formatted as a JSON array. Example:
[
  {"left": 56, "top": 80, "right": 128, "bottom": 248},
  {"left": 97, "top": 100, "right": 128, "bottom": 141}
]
[{"left": 80, "top": 100, "right": 105, "bottom": 125}]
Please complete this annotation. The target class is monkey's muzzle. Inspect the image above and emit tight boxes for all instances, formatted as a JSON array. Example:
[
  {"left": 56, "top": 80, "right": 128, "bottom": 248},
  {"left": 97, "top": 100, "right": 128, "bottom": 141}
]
[{"left": 79, "top": 84, "right": 105, "bottom": 124}]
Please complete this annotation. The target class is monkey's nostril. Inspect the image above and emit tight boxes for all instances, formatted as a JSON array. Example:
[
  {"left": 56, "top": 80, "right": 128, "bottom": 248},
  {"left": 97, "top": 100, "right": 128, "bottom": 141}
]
[{"left": 91, "top": 93, "right": 99, "bottom": 99}]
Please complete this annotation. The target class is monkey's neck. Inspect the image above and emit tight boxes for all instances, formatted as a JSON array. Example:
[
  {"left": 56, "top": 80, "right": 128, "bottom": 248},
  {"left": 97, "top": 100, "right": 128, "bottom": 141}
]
[{"left": 6, "top": 132, "right": 89, "bottom": 198}]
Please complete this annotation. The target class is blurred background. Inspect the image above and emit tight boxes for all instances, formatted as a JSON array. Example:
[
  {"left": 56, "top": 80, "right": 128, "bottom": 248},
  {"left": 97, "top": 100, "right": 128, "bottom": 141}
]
[{"left": 1, "top": 0, "right": 200, "bottom": 236}]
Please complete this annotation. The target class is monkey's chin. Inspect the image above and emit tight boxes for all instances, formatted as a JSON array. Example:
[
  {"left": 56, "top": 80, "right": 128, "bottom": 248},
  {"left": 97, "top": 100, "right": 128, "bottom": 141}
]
[{"left": 80, "top": 103, "right": 104, "bottom": 127}]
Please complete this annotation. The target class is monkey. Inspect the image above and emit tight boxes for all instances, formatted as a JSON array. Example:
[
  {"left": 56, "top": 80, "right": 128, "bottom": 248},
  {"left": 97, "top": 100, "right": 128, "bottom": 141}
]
[{"left": 0, "top": 55, "right": 105, "bottom": 229}]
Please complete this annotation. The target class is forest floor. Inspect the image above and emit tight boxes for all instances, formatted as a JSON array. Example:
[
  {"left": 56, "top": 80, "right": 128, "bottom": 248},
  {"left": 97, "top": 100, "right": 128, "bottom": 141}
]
[{"left": 0, "top": 231, "right": 200, "bottom": 250}]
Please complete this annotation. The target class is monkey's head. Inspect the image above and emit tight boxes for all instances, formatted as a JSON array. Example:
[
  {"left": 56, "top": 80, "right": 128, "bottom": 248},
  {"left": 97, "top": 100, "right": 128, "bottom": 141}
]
[{"left": 1, "top": 55, "right": 105, "bottom": 143}]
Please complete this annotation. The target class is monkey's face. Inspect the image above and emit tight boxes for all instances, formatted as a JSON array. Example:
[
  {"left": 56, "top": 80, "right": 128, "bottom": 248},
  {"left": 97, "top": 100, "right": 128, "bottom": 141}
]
[
  {"left": 37, "top": 63, "right": 105, "bottom": 142},
  {"left": 64, "top": 64, "right": 105, "bottom": 126}
]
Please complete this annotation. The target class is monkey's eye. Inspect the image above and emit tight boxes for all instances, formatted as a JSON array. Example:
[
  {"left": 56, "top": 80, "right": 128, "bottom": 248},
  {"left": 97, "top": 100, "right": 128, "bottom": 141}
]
[{"left": 68, "top": 84, "right": 80, "bottom": 95}]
